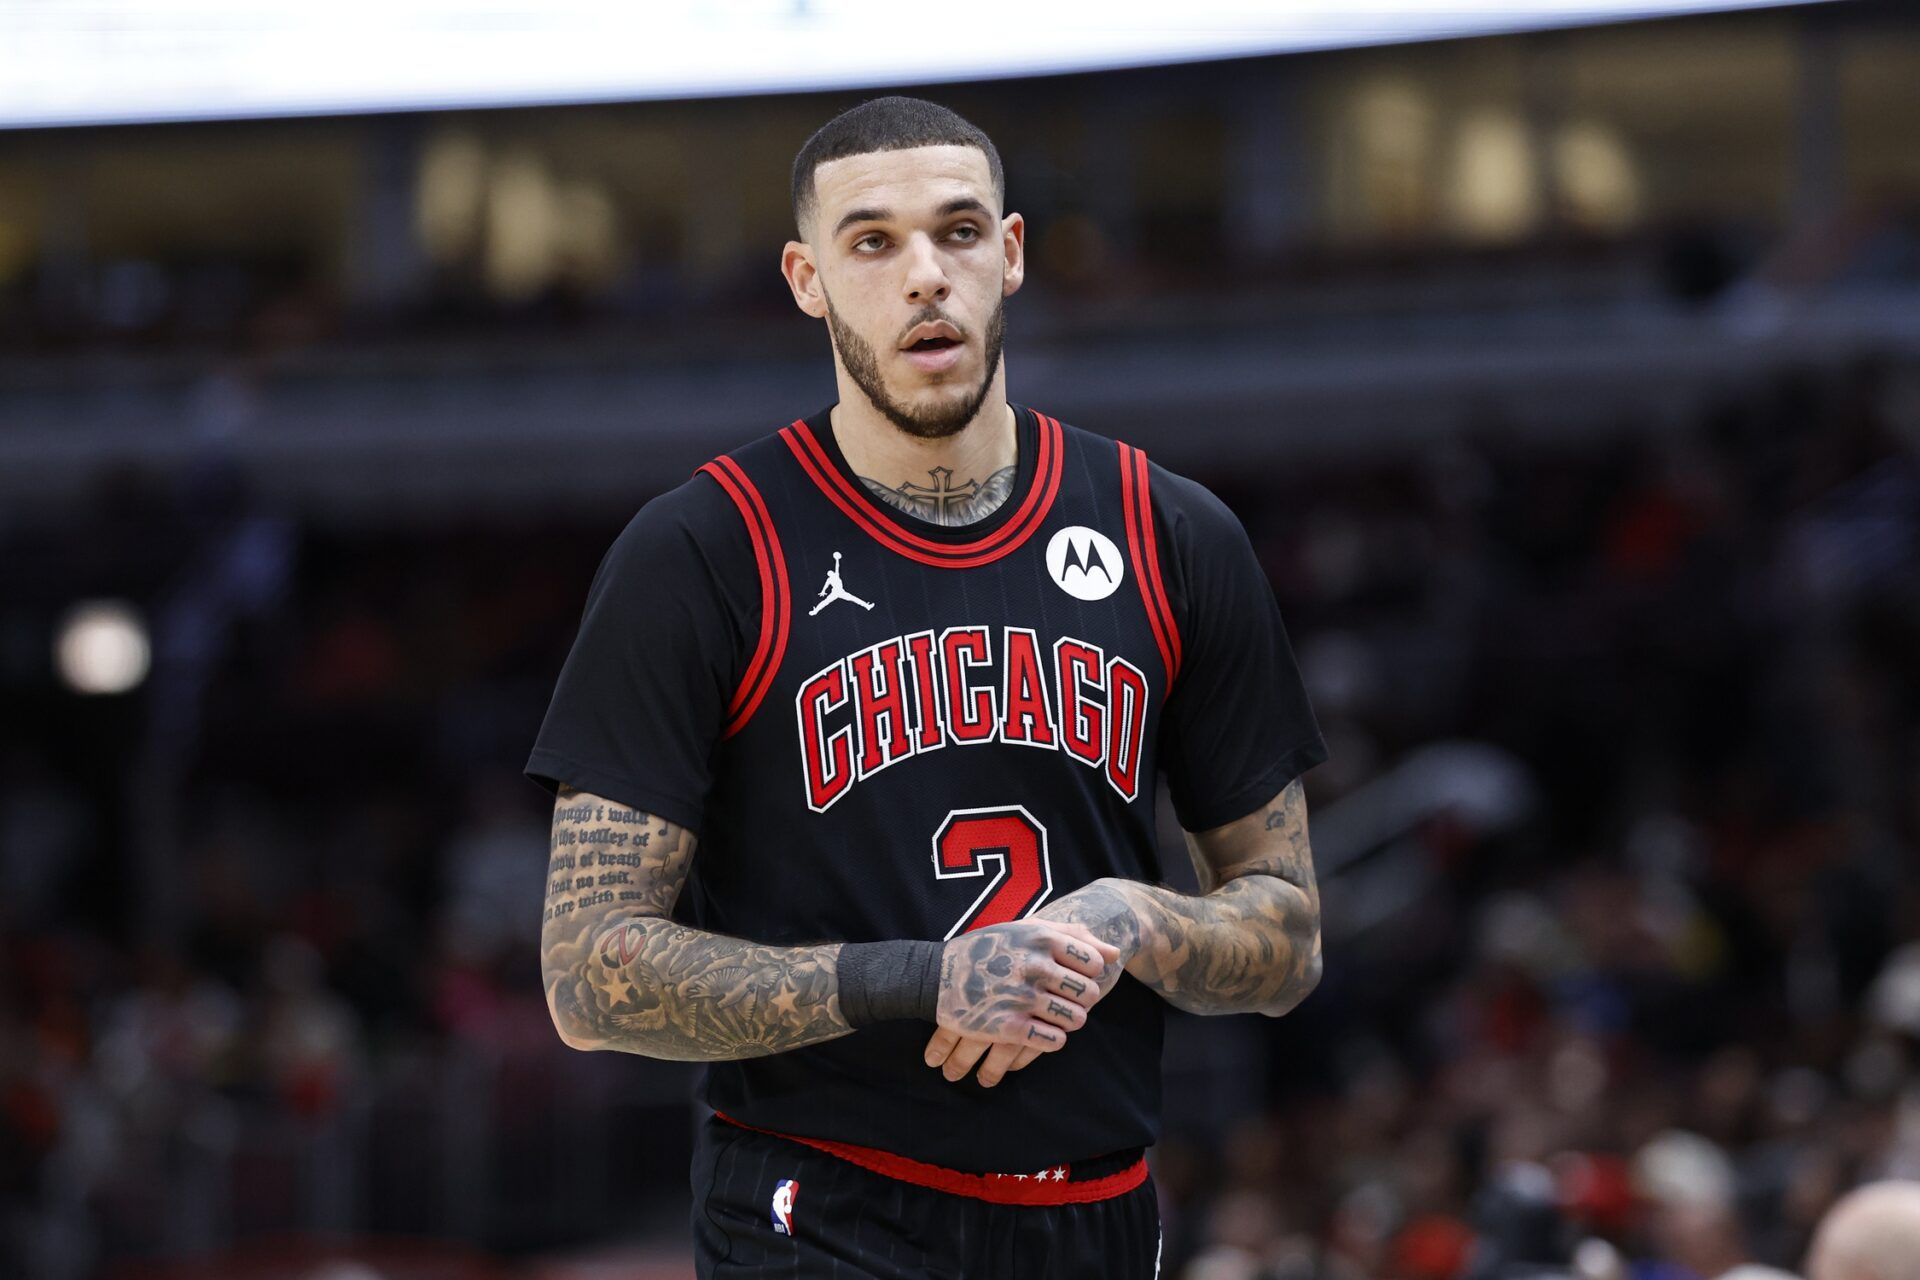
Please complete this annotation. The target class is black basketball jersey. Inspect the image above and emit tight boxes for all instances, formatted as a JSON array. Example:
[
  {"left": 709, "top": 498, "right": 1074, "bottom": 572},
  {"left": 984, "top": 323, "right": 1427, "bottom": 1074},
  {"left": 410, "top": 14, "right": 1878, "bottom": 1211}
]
[{"left": 527, "top": 401, "right": 1327, "bottom": 1172}]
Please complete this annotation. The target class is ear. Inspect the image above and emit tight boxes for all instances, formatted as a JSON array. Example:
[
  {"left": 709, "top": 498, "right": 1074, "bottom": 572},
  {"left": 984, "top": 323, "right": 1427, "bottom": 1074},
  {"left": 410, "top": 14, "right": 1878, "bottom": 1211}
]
[
  {"left": 1000, "top": 211, "right": 1026, "bottom": 298},
  {"left": 782, "top": 240, "right": 827, "bottom": 319}
]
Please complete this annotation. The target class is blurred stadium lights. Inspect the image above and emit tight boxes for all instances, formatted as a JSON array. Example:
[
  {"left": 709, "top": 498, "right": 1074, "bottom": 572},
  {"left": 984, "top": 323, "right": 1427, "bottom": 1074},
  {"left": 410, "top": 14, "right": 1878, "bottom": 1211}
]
[
  {"left": 0, "top": 0, "right": 1836, "bottom": 129},
  {"left": 53, "top": 599, "right": 151, "bottom": 695}
]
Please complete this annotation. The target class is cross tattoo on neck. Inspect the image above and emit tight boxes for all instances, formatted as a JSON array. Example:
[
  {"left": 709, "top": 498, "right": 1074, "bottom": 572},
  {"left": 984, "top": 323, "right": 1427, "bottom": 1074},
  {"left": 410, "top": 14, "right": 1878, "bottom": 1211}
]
[
  {"left": 860, "top": 463, "right": 1019, "bottom": 527},
  {"left": 892, "top": 467, "right": 977, "bottom": 519}
]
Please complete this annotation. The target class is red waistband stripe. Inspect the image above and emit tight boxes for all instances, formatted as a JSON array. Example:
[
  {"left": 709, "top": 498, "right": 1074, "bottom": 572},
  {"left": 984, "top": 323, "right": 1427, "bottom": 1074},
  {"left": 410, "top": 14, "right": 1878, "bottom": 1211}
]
[{"left": 712, "top": 1111, "right": 1150, "bottom": 1207}]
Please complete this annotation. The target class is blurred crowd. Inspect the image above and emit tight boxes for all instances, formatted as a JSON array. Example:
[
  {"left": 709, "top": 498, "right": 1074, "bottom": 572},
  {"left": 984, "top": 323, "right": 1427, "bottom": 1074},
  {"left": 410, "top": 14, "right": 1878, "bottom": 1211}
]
[
  {"left": 3, "top": 358, "right": 1919, "bottom": 1278},
  {"left": 1154, "top": 358, "right": 1920, "bottom": 1279}
]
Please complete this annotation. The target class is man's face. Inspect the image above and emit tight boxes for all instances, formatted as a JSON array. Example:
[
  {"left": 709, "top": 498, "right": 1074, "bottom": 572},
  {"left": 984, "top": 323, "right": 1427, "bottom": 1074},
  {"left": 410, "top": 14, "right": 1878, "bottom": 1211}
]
[{"left": 793, "top": 144, "right": 1021, "bottom": 440}]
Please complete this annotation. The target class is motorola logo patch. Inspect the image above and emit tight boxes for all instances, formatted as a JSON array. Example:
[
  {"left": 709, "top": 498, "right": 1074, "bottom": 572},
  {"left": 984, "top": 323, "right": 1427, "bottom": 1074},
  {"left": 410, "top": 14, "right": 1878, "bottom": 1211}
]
[{"left": 1045, "top": 526, "right": 1125, "bottom": 601}]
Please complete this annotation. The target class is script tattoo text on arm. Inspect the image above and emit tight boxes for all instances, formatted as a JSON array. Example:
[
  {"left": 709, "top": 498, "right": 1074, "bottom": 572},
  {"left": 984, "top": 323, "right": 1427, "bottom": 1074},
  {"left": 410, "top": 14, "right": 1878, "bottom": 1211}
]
[{"left": 540, "top": 786, "right": 853, "bottom": 1060}]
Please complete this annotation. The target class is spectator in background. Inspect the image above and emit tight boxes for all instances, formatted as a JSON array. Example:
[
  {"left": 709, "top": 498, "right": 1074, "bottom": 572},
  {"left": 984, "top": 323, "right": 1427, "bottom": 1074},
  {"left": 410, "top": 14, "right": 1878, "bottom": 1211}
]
[{"left": 1805, "top": 1181, "right": 1920, "bottom": 1280}]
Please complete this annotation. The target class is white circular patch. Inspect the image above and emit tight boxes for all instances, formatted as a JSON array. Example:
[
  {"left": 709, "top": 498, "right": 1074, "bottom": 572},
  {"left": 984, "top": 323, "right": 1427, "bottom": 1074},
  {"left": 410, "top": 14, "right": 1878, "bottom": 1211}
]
[{"left": 1045, "top": 526, "right": 1126, "bottom": 601}]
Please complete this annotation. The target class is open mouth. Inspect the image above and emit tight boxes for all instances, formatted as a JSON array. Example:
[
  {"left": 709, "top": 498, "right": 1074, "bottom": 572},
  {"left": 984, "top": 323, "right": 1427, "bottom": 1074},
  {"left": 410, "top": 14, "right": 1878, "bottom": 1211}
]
[{"left": 901, "top": 328, "right": 965, "bottom": 372}]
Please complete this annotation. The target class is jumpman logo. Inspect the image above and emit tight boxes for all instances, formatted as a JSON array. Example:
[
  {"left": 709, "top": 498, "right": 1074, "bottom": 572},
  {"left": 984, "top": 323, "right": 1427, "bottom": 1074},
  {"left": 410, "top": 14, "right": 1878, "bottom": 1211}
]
[{"left": 809, "top": 551, "right": 875, "bottom": 616}]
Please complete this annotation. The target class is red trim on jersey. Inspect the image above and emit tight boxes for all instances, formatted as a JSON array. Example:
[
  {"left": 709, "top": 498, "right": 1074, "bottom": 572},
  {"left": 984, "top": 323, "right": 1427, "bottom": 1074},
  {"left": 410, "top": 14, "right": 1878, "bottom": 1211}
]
[
  {"left": 697, "top": 458, "right": 790, "bottom": 738},
  {"left": 778, "top": 411, "right": 1064, "bottom": 569},
  {"left": 1118, "top": 443, "right": 1179, "bottom": 687},
  {"left": 712, "top": 1111, "right": 1149, "bottom": 1206},
  {"left": 1130, "top": 446, "right": 1183, "bottom": 680}
]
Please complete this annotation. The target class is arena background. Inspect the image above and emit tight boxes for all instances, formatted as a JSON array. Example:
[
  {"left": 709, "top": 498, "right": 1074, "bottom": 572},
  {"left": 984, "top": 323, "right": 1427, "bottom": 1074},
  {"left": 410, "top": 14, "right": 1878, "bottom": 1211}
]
[{"left": 4, "top": 2, "right": 1920, "bottom": 1276}]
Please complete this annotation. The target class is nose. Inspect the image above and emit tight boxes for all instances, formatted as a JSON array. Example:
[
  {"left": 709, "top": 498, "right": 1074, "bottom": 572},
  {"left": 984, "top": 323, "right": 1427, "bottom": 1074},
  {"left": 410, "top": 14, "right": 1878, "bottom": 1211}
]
[{"left": 901, "top": 231, "right": 950, "bottom": 305}]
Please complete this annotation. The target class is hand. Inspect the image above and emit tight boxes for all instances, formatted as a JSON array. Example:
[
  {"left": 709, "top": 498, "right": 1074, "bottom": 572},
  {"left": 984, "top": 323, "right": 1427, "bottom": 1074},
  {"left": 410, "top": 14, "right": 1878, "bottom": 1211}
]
[
  {"left": 923, "top": 920, "right": 1121, "bottom": 1082},
  {"left": 925, "top": 883, "right": 1144, "bottom": 1087}
]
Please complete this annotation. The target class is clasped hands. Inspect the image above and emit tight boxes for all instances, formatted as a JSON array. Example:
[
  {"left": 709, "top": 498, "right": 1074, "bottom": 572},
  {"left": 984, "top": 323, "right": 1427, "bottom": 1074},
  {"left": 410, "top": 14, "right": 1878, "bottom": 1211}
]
[{"left": 921, "top": 880, "right": 1138, "bottom": 1089}]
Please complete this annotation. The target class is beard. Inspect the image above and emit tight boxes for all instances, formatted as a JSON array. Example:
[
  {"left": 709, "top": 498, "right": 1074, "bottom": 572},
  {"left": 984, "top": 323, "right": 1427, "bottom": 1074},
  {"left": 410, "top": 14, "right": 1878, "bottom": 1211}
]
[{"left": 824, "top": 286, "right": 1007, "bottom": 441}]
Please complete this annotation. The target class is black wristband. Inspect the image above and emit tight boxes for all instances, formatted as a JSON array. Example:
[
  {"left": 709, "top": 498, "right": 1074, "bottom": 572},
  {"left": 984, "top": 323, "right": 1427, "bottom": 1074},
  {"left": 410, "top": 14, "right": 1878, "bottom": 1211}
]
[{"left": 838, "top": 939, "right": 944, "bottom": 1027}]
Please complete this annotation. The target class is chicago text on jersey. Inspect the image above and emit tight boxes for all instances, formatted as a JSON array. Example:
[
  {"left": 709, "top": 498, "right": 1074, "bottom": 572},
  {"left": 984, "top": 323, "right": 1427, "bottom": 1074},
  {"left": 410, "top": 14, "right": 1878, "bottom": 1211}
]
[{"left": 796, "top": 625, "right": 1151, "bottom": 812}]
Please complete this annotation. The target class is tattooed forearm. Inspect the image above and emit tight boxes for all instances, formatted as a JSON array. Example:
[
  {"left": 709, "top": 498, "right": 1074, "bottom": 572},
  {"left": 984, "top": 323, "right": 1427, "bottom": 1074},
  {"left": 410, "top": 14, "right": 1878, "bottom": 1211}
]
[
  {"left": 860, "top": 464, "right": 1017, "bottom": 526},
  {"left": 1112, "top": 875, "right": 1320, "bottom": 1017},
  {"left": 1249, "top": 780, "right": 1313, "bottom": 892},
  {"left": 545, "top": 917, "right": 849, "bottom": 1061},
  {"left": 540, "top": 786, "right": 854, "bottom": 1060},
  {"left": 1040, "top": 779, "right": 1322, "bottom": 1018}
]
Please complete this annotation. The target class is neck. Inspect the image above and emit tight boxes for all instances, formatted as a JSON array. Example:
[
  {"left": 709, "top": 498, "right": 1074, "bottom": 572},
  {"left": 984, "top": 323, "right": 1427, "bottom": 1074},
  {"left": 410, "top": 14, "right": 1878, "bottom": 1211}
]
[{"left": 831, "top": 381, "right": 1019, "bottom": 528}]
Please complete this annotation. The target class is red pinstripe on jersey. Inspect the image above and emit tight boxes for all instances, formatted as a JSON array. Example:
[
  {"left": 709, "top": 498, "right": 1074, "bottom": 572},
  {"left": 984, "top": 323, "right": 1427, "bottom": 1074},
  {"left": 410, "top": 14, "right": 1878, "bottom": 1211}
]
[
  {"left": 698, "top": 456, "right": 790, "bottom": 738},
  {"left": 713, "top": 1110, "right": 1150, "bottom": 1205},
  {"left": 778, "top": 411, "right": 1064, "bottom": 568},
  {"left": 1117, "top": 442, "right": 1182, "bottom": 687}
]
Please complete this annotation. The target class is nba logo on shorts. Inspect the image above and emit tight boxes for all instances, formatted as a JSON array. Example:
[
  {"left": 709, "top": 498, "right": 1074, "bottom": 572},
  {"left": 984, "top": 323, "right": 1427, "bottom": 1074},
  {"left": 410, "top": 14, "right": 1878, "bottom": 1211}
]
[{"left": 770, "top": 1178, "right": 799, "bottom": 1236}]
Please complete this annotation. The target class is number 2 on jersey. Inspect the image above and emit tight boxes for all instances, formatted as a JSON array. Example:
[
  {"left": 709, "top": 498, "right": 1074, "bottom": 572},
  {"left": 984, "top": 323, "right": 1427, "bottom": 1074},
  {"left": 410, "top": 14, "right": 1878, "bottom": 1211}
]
[{"left": 932, "top": 806, "right": 1052, "bottom": 939}]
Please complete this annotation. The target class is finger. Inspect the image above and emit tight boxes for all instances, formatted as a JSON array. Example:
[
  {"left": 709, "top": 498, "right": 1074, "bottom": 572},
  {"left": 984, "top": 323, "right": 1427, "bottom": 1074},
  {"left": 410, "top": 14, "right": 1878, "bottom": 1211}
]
[
  {"left": 1045, "top": 964, "right": 1099, "bottom": 1007},
  {"left": 924, "top": 1026, "right": 962, "bottom": 1069},
  {"left": 1031, "top": 989, "right": 1086, "bottom": 1033},
  {"left": 1052, "top": 982, "right": 1113, "bottom": 1020},
  {"left": 1031, "top": 962, "right": 1095, "bottom": 1014},
  {"left": 1021, "top": 1018, "right": 1069, "bottom": 1053},
  {"left": 1061, "top": 931, "right": 1122, "bottom": 979},
  {"left": 1057, "top": 922, "right": 1124, "bottom": 968},
  {"left": 1049, "top": 929, "right": 1112, "bottom": 980},
  {"left": 1009, "top": 1045, "right": 1042, "bottom": 1072},
  {"left": 941, "top": 1036, "right": 992, "bottom": 1083},
  {"left": 975, "top": 1042, "right": 1023, "bottom": 1088}
]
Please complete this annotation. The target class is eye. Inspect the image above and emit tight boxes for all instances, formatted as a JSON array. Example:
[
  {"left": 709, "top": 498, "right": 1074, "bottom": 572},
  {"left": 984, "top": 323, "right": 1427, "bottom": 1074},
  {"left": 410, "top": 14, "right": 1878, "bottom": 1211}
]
[
  {"left": 949, "top": 224, "right": 981, "bottom": 243},
  {"left": 853, "top": 232, "right": 888, "bottom": 253}
]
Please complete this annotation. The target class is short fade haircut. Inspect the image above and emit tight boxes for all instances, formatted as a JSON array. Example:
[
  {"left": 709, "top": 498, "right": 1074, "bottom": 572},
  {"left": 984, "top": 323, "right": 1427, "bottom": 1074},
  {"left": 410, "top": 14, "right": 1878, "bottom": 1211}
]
[{"left": 791, "top": 95, "right": 1005, "bottom": 243}]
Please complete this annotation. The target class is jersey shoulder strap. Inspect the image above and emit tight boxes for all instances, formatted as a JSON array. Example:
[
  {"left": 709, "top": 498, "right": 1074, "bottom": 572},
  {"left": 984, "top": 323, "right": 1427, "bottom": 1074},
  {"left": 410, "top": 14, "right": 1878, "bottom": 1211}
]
[
  {"left": 1111, "top": 436, "right": 1184, "bottom": 686},
  {"left": 693, "top": 427, "right": 796, "bottom": 740}
]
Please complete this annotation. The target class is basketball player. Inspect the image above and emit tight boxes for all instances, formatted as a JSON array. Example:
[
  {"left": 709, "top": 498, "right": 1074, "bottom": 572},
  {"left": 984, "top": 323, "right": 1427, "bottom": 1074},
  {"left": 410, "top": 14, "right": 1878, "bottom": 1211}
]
[{"left": 526, "top": 96, "right": 1329, "bottom": 1278}]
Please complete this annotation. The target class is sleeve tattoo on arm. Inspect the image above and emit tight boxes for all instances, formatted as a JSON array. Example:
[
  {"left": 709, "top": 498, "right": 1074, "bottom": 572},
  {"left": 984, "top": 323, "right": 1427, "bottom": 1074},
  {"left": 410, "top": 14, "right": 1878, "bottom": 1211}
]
[
  {"left": 540, "top": 787, "right": 854, "bottom": 1060},
  {"left": 1041, "top": 778, "right": 1322, "bottom": 1018}
]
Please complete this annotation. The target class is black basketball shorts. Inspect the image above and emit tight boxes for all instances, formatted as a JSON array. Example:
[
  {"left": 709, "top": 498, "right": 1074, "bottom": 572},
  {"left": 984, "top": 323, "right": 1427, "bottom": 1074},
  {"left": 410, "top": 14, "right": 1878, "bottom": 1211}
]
[{"left": 690, "top": 1112, "right": 1163, "bottom": 1278}]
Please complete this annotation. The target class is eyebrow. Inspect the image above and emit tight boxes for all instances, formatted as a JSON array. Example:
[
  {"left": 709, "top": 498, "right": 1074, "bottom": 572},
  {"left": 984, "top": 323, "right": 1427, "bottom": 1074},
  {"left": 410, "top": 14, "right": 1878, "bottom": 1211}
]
[{"left": 833, "top": 196, "right": 992, "bottom": 240}]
